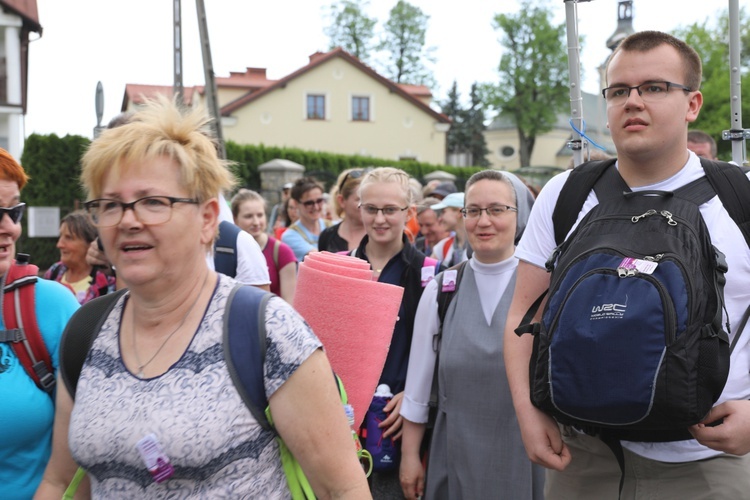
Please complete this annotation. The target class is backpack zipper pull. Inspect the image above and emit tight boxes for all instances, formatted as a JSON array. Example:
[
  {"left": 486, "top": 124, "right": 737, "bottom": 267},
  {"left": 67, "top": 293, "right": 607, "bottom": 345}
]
[
  {"left": 631, "top": 209, "right": 657, "bottom": 223},
  {"left": 660, "top": 210, "right": 678, "bottom": 225}
]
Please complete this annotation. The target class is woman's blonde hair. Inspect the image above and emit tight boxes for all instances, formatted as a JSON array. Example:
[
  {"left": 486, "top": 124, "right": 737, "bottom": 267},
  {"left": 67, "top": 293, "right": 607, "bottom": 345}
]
[
  {"left": 358, "top": 167, "right": 413, "bottom": 205},
  {"left": 80, "top": 96, "right": 236, "bottom": 201},
  {"left": 331, "top": 168, "right": 365, "bottom": 217}
]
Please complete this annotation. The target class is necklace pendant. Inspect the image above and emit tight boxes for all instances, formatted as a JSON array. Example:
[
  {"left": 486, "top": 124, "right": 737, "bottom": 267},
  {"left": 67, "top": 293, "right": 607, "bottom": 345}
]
[{"left": 138, "top": 369, "right": 145, "bottom": 379}]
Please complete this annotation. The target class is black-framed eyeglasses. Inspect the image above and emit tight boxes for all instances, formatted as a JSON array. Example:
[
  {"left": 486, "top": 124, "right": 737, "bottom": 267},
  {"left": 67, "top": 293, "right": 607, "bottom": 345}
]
[
  {"left": 83, "top": 196, "right": 199, "bottom": 227},
  {"left": 359, "top": 204, "right": 408, "bottom": 217},
  {"left": 301, "top": 198, "right": 326, "bottom": 209},
  {"left": 0, "top": 203, "right": 25, "bottom": 224},
  {"left": 461, "top": 205, "right": 517, "bottom": 219},
  {"left": 338, "top": 168, "right": 372, "bottom": 194},
  {"left": 601, "top": 81, "right": 692, "bottom": 103}
]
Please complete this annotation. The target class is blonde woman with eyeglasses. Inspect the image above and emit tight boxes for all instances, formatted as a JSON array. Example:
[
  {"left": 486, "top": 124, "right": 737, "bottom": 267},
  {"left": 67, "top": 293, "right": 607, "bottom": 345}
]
[
  {"left": 35, "top": 98, "right": 370, "bottom": 499},
  {"left": 399, "top": 170, "right": 542, "bottom": 500},
  {"left": 347, "top": 167, "right": 442, "bottom": 497}
]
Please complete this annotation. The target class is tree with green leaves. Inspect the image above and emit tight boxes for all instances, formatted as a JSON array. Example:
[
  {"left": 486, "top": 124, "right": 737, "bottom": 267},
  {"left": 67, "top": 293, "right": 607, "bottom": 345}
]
[
  {"left": 480, "top": 0, "right": 569, "bottom": 167},
  {"left": 674, "top": 8, "right": 750, "bottom": 161},
  {"left": 465, "top": 83, "right": 490, "bottom": 167},
  {"left": 324, "top": 0, "right": 377, "bottom": 61},
  {"left": 442, "top": 81, "right": 490, "bottom": 167},
  {"left": 19, "top": 133, "right": 90, "bottom": 269},
  {"left": 442, "top": 81, "right": 469, "bottom": 163},
  {"left": 378, "top": 0, "right": 435, "bottom": 86}
]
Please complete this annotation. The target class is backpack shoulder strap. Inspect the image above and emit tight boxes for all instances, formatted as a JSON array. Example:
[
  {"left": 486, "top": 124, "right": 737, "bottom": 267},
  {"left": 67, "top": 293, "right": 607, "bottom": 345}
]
[
  {"left": 60, "top": 288, "right": 127, "bottom": 399},
  {"left": 214, "top": 220, "right": 240, "bottom": 277},
  {"left": 0, "top": 257, "right": 55, "bottom": 395},
  {"left": 272, "top": 238, "right": 281, "bottom": 269},
  {"left": 223, "top": 284, "right": 274, "bottom": 431},
  {"left": 435, "top": 261, "right": 468, "bottom": 335},
  {"left": 428, "top": 261, "right": 468, "bottom": 425},
  {"left": 552, "top": 159, "right": 618, "bottom": 245},
  {"left": 288, "top": 223, "right": 315, "bottom": 245},
  {"left": 700, "top": 158, "right": 750, "bottom": 248}
]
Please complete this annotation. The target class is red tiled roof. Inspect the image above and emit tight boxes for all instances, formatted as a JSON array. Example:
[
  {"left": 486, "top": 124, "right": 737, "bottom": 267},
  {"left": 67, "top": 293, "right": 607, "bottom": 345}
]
[
  {"left": 0, "top": 0, "right": 41, "bottom": 32},
  {"left": 122, "top": 85, "right": 199, "bottom": 109},
  {"left": 221, "top": 47, "right": 448, "bottom": 123},
  {"left": 121, "top": 68, "right": 277, "bottom": 110}
]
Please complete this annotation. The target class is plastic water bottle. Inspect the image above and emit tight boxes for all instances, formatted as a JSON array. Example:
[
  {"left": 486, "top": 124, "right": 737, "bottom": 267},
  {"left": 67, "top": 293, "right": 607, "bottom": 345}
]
[{"left": 364, "top": 384, "right": 399, "bottom": 472}]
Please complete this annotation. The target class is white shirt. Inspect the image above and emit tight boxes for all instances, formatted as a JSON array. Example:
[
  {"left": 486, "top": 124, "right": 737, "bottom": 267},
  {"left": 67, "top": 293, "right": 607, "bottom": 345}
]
[
  {"left": 516, "top": 151, "right": 750, "bottom": 462},
  {"left": 205, "top": 193, "right": 271, "bottom": 286},
  {"left": 401, "top": 256, "right": 517, "bottom": 424}
]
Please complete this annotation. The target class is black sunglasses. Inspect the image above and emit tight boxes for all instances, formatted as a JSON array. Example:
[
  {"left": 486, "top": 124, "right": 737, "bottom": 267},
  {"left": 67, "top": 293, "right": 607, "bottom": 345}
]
[
  {"left": 338, "top": 168, "right": 372, "bottom": 194},
  {"left": 0, "top": 203, "right": 25, "bottom": 224},
  {"left": 301, "top": 198, "right": 326, "bottom": 209}
]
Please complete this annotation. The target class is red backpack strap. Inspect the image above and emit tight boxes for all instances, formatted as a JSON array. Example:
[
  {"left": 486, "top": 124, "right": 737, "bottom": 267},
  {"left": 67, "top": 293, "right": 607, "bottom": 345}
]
[{"left": 2, "top": 255, "right": 54, "bottom": 395}]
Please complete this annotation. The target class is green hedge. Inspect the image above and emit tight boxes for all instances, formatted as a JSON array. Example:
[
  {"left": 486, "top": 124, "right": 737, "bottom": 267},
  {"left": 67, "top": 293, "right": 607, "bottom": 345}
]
[
  {"left": 226, "top": 141, "right": 483, "bottom": 191},
  {"left": 19, "top": 133, "right": 90, "bottom": 270},
  {"left": 17, "top": 135, "right": 484, "bottom": 269}
]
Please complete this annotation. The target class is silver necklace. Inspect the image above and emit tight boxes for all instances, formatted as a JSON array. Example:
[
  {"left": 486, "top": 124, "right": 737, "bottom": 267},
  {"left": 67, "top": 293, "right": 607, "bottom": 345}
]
[{"left": 131, "top": 271, "right": 208, "bottom": 378}]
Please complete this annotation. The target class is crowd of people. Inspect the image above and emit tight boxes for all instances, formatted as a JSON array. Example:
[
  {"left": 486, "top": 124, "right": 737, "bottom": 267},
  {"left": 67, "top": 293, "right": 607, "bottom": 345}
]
[{"left": 1, "top": 29, "right": 748, "bottom": 500}]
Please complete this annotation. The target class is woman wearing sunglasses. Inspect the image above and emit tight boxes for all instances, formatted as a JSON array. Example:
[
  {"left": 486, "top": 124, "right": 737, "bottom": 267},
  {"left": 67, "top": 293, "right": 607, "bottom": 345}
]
[
  {"left": 319, "top": 168, "right": 368, "bottom": 253},
  {"left": 281, "top": 177, "right": 332, "bottom": 261},
  {"left": 0, "top": 149, "right": 80, "bottom": 499}
]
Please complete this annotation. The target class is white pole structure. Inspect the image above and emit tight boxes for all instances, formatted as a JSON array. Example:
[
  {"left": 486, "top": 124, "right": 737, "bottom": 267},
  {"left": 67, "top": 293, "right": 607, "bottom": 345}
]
[
  {"left": 724, "top": 0, "right": 747, "bottom": 165},
  {"left": 563, "top": 0, "right": 592, "bottom": 168}
]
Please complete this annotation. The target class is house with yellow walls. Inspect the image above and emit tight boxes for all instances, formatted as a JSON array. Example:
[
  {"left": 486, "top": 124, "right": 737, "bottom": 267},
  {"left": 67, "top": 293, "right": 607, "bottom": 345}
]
[{"left": 122, "top": 48, "right": 450, "bottom": 166}]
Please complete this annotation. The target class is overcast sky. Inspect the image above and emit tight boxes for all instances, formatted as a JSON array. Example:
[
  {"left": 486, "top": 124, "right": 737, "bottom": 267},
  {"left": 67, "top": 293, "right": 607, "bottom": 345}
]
[{"left": 25, "top": 0, "right": 743, "bottom": 139}]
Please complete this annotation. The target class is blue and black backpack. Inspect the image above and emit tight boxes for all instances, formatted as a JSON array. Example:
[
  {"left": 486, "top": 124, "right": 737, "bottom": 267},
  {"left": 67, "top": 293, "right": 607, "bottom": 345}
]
[{"left": 517, "top": 158, "right": 750, "bottom": 443}]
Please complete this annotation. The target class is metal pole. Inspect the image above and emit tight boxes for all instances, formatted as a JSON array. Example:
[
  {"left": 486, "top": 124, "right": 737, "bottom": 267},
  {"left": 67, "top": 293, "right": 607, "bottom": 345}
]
[
  {"left": 173, "top": 0, "right": 184, "bottom": 106},
  {"left": 196, "top": 0, "right": 225, "bottom": 159},
  {"left": 93, "top": 81, "right": 105, "bottom": 138},
  {"left": 723, "top": 0, "right": 747, "bottom": 165},
  {"left": 564, "top": 0, "right": 591, "bottom": 167}
]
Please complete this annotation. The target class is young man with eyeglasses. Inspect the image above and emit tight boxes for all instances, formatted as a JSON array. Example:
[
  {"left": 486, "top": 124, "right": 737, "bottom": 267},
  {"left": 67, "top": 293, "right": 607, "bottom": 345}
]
[
  {"left": 504, "top": 31, "right": 750, "bottom": 498},
  {"left": 282, "top": 177, "right": 333, "bottom": 261}
]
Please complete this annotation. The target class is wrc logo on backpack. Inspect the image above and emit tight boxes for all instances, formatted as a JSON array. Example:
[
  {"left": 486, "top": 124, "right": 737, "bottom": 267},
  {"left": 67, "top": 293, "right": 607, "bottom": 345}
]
[{"left": 590, "top": 300, "right": 627, "bottom": 320}]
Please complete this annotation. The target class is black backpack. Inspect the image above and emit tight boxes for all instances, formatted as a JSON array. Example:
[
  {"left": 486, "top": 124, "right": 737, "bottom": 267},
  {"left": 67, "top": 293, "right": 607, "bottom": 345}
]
[{"left": 517, "top": 158, "right": 750, "bottom": 442}]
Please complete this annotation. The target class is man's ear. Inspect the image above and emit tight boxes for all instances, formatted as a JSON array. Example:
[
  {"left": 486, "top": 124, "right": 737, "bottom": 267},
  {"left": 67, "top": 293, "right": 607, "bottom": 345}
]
[{"left": 686, "top": 90, "right": 703, "bottom": 123}]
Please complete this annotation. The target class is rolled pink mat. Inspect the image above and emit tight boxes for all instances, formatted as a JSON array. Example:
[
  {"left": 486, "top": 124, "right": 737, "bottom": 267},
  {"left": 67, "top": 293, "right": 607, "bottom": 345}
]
[
  {"left": 308, "top": 251, "right": 372, "bottom": 270},
  {"left": 303, "top": 256, "right": 374, "bottom": 281},
  {"left": 294, "top": 256, "right": 403, "bottom": 429}
]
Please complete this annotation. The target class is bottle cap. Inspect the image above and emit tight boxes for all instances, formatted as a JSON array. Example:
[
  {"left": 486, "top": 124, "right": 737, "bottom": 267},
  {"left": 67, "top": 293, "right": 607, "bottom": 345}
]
[{"left": 374, "top": 384, "right": 392, "bottom": 398}]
